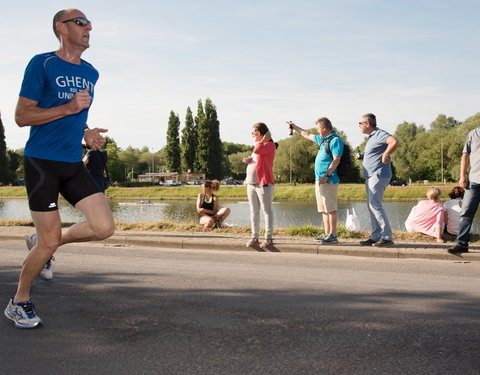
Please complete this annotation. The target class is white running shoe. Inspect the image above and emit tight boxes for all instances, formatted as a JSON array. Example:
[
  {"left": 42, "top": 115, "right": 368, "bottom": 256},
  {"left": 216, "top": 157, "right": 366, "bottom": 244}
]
[
  {"left": 4, "top": 297, "right": 42, "bottom": 329},
  {"left": 38, "top": 259, "right": 53, "bottom": 280},
  {"left": 26, "top": 234, "right": 54, "bottom": 280},
  {"left": 26, "top": 233, "right": 37, "bottom": 251}
]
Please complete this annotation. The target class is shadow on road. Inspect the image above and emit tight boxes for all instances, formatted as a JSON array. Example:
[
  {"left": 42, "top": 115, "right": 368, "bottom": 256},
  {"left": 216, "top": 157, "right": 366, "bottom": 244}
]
[{"left": 1, "top": 265, "right": 479, "bottom": 375}]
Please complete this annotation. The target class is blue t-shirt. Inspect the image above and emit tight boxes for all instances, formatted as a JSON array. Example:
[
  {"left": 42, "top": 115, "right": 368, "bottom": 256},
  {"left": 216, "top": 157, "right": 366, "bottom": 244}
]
[
  {"left": 20, "top": 52, "right": 99, "bottom": 162},
  {"left": 362, "top": 128, "right": 392, "bottom": 178},
  {"left": 313, "top": 132, "right": 344, "bottom": 183}
]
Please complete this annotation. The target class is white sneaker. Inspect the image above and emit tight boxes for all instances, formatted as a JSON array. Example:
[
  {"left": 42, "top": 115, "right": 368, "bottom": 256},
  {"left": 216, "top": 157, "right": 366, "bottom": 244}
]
[
  {"left": 38, "top": 259, "right": 53, "bottom": 280},
  {"left": 26, "top": 234, "right": 54, "bottom": 280},
  {"left": 26, "top": 233, "right": 37, "bottom": 251},
  {"left": 4, "top": 297, "right": 42, "bottom": 329}
]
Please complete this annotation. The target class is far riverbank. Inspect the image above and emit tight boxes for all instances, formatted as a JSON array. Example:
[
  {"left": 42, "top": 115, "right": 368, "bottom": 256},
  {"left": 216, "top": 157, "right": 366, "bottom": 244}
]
[{"left": 0, "top": 183, "right": 462, "bottom": 202}]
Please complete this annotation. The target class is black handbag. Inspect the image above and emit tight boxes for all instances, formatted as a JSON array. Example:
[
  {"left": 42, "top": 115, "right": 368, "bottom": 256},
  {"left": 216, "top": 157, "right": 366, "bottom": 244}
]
[{"left": 99, "top": 151, "right": 111, "bottom": 189}]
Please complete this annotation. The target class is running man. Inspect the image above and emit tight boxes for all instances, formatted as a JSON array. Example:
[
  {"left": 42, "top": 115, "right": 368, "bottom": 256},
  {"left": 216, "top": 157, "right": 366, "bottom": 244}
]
[{"left": 4, "top": 9, "right": 115, "bottom": 329}]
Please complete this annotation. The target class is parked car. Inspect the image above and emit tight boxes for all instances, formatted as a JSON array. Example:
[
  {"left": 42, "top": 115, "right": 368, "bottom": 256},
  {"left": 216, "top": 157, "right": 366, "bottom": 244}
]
[
  {"left": 390, "top": 179, "right": 407, "bottom": 186},
  {"left": 223, "top": 179, "right": 244, "bottom": 186},
  {"left": 162, "top": 180, "right": 182, "bottom": 186}
]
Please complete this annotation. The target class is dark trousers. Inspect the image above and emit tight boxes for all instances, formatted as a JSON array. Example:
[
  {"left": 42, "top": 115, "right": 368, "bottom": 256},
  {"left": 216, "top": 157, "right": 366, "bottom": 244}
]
[{"left": 456, "top": 182, "right": 480, "bottom": 247}]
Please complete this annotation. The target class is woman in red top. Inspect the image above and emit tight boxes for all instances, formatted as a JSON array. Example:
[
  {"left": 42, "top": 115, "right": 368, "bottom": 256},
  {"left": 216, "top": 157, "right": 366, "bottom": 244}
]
[{"left": 242, "top": 122, "right": 277, "bottom": 248}]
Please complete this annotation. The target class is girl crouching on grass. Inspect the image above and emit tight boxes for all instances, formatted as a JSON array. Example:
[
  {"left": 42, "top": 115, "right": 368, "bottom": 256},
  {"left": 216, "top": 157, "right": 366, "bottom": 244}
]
[{"left": 196, "top": 180, "right": 231, "bottom": 228}]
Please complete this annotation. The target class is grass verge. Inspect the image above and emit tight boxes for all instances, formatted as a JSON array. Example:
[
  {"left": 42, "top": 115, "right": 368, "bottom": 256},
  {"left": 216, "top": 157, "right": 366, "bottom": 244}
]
[{"left": 1, "top": 219, "right": 476, "bottom": 243}]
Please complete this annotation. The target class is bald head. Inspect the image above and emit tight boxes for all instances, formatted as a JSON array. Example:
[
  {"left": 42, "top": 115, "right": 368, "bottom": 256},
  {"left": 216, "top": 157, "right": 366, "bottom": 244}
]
[{"left": 52, "top": 9, "right": 80, "bottom": 39}]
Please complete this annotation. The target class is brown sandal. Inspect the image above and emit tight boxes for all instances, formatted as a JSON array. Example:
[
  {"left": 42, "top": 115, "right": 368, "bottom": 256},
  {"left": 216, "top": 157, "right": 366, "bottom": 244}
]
[
  {"left": 259, "top": 239, "right": 274, "bottom": 249},
  {"left": 246, "top": 238, "right": 259, "bottom": 247}
]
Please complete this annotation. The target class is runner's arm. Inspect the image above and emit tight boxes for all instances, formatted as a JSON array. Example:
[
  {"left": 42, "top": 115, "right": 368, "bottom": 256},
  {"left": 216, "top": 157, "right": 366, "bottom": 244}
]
[{"left": 15, "top": 89, "right": 91, "bottom": 127}]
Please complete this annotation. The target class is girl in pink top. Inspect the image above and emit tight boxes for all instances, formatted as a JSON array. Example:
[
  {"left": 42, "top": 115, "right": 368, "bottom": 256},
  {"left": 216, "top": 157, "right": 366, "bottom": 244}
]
[
  {"left": 405, "top": 187, "right": 445, "bottom": 243},
  {"left": 243, "top": 122, "right": 277, "bottom": 249},
  {"left": 253, "top": 134, "right": 276, "bottom": 186}
]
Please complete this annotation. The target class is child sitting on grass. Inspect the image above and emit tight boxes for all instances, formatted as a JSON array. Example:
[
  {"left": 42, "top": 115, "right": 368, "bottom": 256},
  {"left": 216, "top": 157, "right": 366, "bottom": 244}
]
[{"left": 405, "top": 186, "right": 445, "bottom": 243}]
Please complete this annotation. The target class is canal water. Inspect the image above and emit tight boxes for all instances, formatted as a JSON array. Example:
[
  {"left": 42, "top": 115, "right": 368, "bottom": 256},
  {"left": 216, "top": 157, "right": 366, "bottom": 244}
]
[{"left": 2, "top": 198, "right": 480, "bottom": 233}]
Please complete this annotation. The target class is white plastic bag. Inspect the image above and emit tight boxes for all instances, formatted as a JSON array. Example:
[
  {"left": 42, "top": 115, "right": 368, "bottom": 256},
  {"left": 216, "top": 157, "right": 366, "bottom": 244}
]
[{"left": 345, "top": 208, "right": 361, "bottom": 231}]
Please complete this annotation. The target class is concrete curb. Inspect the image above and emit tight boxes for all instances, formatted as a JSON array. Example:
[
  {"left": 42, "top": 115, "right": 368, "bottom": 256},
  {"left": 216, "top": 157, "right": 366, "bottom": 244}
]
[{"left": 1, "top": 226, "right": 479, "bottom": 261}]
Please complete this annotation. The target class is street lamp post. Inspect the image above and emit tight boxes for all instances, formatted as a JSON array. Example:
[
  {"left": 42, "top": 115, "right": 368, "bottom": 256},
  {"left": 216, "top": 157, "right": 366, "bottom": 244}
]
[
  {"left": 289, "top": 136, "right": 292, "bottom": 184},
  {"left": 441, "top": 140, "right": 444, "bottom": 183}
]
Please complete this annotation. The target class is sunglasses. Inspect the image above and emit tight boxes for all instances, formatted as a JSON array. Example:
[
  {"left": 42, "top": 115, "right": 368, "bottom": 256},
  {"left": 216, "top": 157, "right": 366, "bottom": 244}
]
[{"left": 62, "top": 17, "right": 91, "bottom": 27}]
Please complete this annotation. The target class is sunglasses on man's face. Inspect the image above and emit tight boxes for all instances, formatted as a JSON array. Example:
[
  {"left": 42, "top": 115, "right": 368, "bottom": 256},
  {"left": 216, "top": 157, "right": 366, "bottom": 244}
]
[{"left": 62, "top": 17, "right": 91, "bottom": 27}]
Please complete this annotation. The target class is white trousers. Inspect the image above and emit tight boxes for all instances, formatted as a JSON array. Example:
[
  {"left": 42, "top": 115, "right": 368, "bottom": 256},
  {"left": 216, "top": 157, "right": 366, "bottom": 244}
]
[{"left": 247, "top": 184, "right": 274, "bottom": 239}]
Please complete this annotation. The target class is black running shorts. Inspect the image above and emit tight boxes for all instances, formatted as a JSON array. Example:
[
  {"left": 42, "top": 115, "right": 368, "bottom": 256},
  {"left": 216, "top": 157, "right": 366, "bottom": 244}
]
[{"left": 24, "top": 156, "right": 102, "bottom": 212}]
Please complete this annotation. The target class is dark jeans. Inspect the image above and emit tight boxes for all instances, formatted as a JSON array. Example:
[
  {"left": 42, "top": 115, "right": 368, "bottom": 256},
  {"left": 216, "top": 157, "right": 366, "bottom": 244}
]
[{"left": 456, "top": 182, "right": 480, "bottom": 247}]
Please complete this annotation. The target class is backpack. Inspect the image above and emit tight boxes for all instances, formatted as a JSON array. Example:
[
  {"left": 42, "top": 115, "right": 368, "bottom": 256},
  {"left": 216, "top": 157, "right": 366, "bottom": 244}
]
[{"left": 320, "top": 135, "right": 351, "bottom": 178}]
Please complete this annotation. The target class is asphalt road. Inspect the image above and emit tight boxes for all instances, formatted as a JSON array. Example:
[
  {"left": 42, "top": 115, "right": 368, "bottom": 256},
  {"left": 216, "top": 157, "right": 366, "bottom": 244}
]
[{"left": 1, "top": 240, "right": 479, "bottom": 375}]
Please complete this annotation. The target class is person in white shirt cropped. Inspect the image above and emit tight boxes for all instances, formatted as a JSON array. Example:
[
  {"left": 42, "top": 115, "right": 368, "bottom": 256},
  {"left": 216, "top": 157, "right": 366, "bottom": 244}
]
[{"left": 443, "top": 186, "right": 465, "bottom": 235}]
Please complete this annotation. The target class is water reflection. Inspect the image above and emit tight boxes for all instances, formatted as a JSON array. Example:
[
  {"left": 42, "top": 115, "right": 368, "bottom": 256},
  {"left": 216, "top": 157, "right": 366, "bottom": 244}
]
[
  {"left": 161, "top": 203, "right": 199, "bottom": 223},
  {"left": 1, "top": 198, "right": 479, "bottom": 233}
]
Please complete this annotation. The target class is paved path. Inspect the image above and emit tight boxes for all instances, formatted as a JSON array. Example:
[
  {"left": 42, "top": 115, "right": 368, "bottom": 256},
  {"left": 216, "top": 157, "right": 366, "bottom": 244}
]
[
  {"left": 1, "top": 241, "right": 480, "bottom": 374},
  {"left": 0, "top": 226, "right": 478, "bottom": 261}
]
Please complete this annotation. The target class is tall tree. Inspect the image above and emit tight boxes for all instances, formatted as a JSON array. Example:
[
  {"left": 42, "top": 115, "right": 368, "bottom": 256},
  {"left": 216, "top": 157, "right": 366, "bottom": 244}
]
[
  {"left": 165, "top": 111, "right": 181, "bottom": 172},
  {"left": 0, "top": 112, "right": 9, "bottom": 184},
  {"left": 204, "top": 98, "right": 224, "bottom": 179},
  {"left": 181, "top": 106, "right": 197, "bottom": 172},
  {"left": 194, "top": 99, "right": 208, "bottom": 175},
  {"left": 7, "top": 149, "right": 21, "bottom": 184}
]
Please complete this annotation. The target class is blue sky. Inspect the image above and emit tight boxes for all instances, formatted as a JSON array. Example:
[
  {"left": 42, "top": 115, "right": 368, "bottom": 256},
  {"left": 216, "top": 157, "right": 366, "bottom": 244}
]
[{"left": 1, "top": 0, "right": 479, "bottom": 151}]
